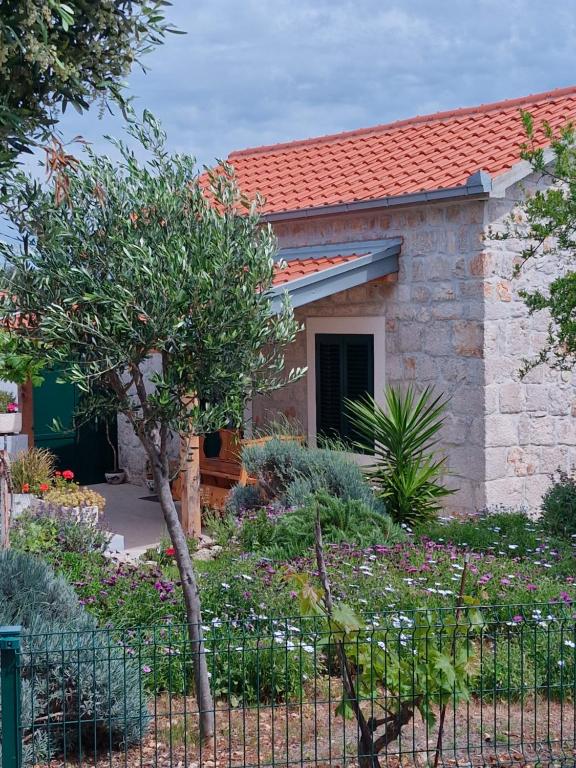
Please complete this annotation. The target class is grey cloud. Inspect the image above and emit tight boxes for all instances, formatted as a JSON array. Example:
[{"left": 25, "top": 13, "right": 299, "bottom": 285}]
[{"left": 31, "top": 0, "right": 576, "bottom": 169}]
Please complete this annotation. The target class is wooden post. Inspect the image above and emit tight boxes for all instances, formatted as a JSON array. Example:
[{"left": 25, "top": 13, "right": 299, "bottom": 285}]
[
  {"left": 179, "top": 431, "right": 202, "bottom": 539},
  {"left": 0, "top": 444, "right": 11, "bottom": 549}
]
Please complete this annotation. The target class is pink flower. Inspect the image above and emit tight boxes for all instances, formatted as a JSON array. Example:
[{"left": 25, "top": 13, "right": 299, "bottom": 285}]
[
  {"left": 526, "top": 583, "right": 538, "bottom": 592},
  {"left": 512, "top": 615, "right": 524, "bottom": 623},
  {"left": 6, "top": 402, "right": 18, "bottom": 413},
  {"left": 500, "top": 578, "right": 511, "bottom": 586}
]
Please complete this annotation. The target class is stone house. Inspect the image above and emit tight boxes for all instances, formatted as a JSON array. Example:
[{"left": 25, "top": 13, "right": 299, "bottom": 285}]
[
  {"left": 118, "top": 86, "right": 576, "bottom": 516},
  {"left": 232, "top": 86, "right": 576, "bottom": 515}
]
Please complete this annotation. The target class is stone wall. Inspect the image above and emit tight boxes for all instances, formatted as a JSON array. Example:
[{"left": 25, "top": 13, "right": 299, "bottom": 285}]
[
  {"left": 117, "top": 175, "right": 576, "bottom": 512},
  {"left": 483, "top": 174, "right": 576, "bottom": 513},
  {"left": 252, "top": 198, "right": 488, "bottom": 514},
  {"left": 117, "top": 353, "right": 180, "bottom": 485}
]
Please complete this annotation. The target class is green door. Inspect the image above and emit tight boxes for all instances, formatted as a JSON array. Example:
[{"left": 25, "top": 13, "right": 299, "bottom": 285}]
[{"left": 33, "top": 369, "right": 116, "bottom": 485}]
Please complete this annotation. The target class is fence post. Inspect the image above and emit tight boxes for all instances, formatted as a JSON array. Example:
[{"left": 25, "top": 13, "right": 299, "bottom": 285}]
[{"left": 0, "top": 626, "right": 22, "bottom": 768}]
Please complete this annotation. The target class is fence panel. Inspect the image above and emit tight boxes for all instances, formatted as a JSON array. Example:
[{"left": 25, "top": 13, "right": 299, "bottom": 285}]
[{"left": 1, "top": 604, "right": 575, "bottom": 768}]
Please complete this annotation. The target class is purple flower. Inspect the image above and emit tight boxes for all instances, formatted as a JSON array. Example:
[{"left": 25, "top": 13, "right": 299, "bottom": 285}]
[
  {"left": 526, "top": 583, "right": 538, "bottom": 592},
  {"left": 512, "top": 615, "right": 523, "bottom": 623},
  {"left": 142, "top": 665, "right": 152, "bottom": 674}
]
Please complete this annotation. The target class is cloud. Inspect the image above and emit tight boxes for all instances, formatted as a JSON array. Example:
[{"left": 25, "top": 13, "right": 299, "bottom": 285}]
[{"left": 22, "top": 0, "right": 576, "bottom": 169}]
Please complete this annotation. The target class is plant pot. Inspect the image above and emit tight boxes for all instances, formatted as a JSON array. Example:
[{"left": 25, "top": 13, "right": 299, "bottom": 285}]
[
  {"left": 33, "top": 500, "right": 101, "bottom": 526},
  {"left": 11, "top": 493, "right": 33, "bottom": 518},
  {"left": 105, "top": 469, "right": 126, "bottom": 485},
  {"left": 0, "top": 413, "right": 22, "bottom": 435}
]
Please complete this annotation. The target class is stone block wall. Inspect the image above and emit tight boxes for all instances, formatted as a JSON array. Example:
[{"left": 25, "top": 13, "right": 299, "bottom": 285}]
[
  {"left": 117, "top": 353, "right": 180, "bottom": 484},
  {"left": 483, "top": 174, "right": 576, "bottom": 513},
  {"left": 253, "top": 198, "right": 488, "bottom": 514}
]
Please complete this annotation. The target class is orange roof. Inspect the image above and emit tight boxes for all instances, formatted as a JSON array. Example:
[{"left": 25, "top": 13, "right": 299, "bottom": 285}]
[
  {"left": 273, "top": 253, "right": 363, "bottom": 285},
  {"left": 227, "top": 86, "right": 576, "bottom": 216}
]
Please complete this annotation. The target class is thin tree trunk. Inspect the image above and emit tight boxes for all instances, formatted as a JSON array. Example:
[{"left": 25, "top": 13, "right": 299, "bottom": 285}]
[
  {"left": 151, "top": 459, "right": 215, "bottom": 740},
  {"left": 314, "top": 514, "right": 379, "bottom": 768}
]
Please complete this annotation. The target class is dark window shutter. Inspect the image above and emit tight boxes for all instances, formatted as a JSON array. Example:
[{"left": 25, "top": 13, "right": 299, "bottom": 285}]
[
  {"left": 315, "top": 334, "right": 374, "bottom": 447},
  {"left": 343, "top": 338, "right": 374, "bottom": 446},
  {"left": 316, "top": 338, "right": 342, "bottom": 440}
]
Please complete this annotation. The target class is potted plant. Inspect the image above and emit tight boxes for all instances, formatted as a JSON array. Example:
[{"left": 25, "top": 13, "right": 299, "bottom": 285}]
[
  {"left": 10, "top": 447, "right": 56, "bottom": 517},
  {"left": 103, "top": 420, "right": 126, "bottom": 484},
  {"left": 0, "top": 390, "right": 21, "bottom": 434},
  {"left": 35, "top": 470, "right": 106, "bottom": 526}
]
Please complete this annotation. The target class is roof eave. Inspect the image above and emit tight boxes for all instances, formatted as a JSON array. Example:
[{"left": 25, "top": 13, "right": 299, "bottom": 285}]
[
  {"left": 490, "top": 148, "right": 555, "bottom": 198},
  {"left": 269, "top": 239, "right": 402, "bottom": 313},
  {"left": 262, "top": 171, "right": 493, "bottom": 223}
]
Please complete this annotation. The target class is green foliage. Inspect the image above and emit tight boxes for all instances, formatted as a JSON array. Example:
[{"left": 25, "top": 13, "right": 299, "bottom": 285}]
[
  {"left": 296, "top": 575, "right": 482, "bottom": 754},
  {"left": 0, "top": 1, "right": 176, "bottom": 170},
  {"left": 264, "top": 491, "right": 402, "bottom": 560},
  {"left": 0, "top": 550, "right": 147, "bottom": 765},
  {"left": 11, "top": 509, "right": 110, "bottom": 555},
  {"left": 0, "top": 112, "right": 301, "bottom": 457},
  {"left": 494, "top": 114, "right": 576, "bottom": 373},
  {"left": 347, "top": 385, "right": 454, "bottom": 525},
  {"left": 541, "top": 472, "right": 576, "bottom": 540},
  {"left": 237, "top": 438, "right": 386, "bottom": 514},
  {"left": 10, "top": 447, "right": 56, "bottom": 493},
  {"left": 0, "top": 332, "right": 45, "bottom": 385},
  {"left": 0, "top": 548, "right": 84, "bottom": 625},
  {"left": 238, "top": 508, "right": 276, "bottom": 552}
]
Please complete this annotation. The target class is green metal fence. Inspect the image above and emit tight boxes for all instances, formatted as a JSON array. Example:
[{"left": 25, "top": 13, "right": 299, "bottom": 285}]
[{"left": 1, "top": 603, "right": 575, "bottom": 768}]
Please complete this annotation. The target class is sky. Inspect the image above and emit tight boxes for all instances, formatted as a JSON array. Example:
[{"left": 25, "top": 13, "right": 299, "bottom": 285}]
[{"left": 24, "top": 0, "right": 576, "bottom": 170}]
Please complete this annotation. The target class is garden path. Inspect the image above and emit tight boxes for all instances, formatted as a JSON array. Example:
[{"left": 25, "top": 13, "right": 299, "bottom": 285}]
[{"left": 92, "top": 481, "right": 169, "bottom": 552}]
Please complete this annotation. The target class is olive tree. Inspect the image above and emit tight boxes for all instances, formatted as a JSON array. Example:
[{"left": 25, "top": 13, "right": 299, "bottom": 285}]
[
  {"left": 0, "top": 113, "right": 301, "bottom": 737},
  {"left": 0, "top": 0, "right": 176, "bottom": 171}
]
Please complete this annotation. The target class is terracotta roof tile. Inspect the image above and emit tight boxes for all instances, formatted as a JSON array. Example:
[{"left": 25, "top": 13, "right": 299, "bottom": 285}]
[
  {"left": 226, "top": 87, "right": 576, "bottom": 215},
  {"left": 273, "top": 254, "right": 364, "bottom": 286}
]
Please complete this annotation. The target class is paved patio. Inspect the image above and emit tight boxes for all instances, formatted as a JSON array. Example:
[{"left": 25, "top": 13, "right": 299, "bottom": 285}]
[{"left": 93, "top": 482, "right": 170, "bottom": 551}]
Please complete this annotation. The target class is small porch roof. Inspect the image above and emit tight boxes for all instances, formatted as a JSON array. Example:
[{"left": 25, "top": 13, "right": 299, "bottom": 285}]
[{"left": 269, "top": 237, "right": 401, "bottom": 312}]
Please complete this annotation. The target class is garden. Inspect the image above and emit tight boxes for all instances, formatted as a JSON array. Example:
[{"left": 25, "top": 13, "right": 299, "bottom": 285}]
[{"left": 2, "top": 387, "right": 576, "bottom": 768}]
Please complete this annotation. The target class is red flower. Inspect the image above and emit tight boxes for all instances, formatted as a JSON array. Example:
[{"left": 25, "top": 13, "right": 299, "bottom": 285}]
[
  {"left": 165, "top": 547, "right": 175, "bottom": 557},
  {"left": 54, "top": 471, "right": 62, "bottom": 477},
  {"left": 39, "top": 483, "right": 49, "bottom": 493},
  {"left": 22, "top": 483, "right": 30, "bottom": 493},
  {"left": 62, "top": 470, "right": 74, "bottom": 481}
]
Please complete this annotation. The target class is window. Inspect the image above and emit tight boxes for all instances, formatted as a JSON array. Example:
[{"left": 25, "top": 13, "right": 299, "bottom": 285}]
[{"left": 315, "top": 333, "right": 374, "bottom": 446}]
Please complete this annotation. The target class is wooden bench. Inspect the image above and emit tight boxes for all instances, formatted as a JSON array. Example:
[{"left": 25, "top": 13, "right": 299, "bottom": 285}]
[{"left": 171, "top": 429, "right": 303, "bottom": 510}]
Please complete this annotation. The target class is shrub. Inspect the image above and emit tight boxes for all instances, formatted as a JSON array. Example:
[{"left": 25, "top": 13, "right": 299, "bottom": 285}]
[
  {"left": 10, "top": 447, "right": 56, "bottom": 493},
  {"left": 0, "top": 551, "right": 147, "bottom": 764},
  {"left": 238, "top": 507, "right": 277, "bottom": 552},
  {"left": 347, "top": 385, "right": 455, "bottom": 525},
  {"left": 265, "top": 491, "right": 402, "bottom": 560},
  {"left": 541, "top": 471, "right": 576, "bottom": 540},
  {"left": 236, "top": 438, "right": 386, "bottom": 514},
  {"left": 43, "top": 483, "right": 106, "bottom": 510},
  {"left": 225, "top": 483, "right": 262, "bottom": 513},
  {"left": 12, "top": 509, "right": 110, "bottom": 555}
]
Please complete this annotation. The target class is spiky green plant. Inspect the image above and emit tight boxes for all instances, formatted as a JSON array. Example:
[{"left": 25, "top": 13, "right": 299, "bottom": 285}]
[
  {"left": 347, "top": 386, "right": 455, "bottom": 525},
  {"left": 10, "top": 447, "right": 56, "bottom": 493}
]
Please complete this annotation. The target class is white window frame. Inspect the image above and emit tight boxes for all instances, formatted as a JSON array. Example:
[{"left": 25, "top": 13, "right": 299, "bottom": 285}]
[{"left": 305, "top": 316, "right": 386, "bottom": 459}]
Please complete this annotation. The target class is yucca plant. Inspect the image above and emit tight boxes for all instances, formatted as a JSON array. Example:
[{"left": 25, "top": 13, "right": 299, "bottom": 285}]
[{"left": 347, "top": 386, "right": 455, "bottom": 525}]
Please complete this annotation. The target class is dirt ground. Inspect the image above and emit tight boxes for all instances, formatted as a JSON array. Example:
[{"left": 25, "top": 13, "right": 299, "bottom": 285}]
[{"left": 36, "top": 692, "right": 576, "bottom": 768}]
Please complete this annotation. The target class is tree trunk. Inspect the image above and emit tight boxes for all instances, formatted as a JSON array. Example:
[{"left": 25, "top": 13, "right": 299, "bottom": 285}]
[{"left": 152, "top": 459, "right": 215, "bottom": 740}]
